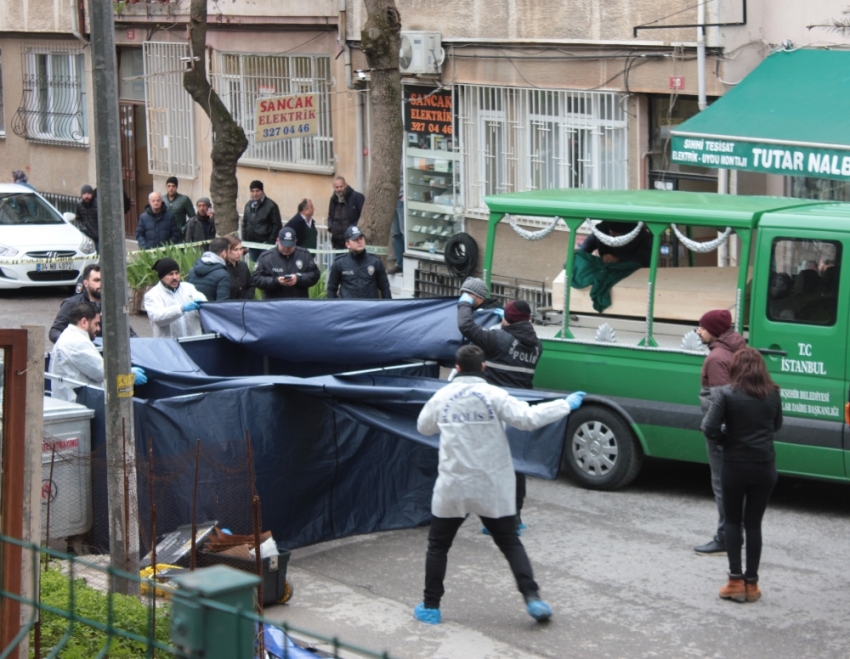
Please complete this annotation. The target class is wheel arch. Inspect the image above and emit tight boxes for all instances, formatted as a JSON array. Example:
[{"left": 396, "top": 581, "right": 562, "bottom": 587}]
[{"left": 580, "top": 394, "right": 649, "bottom": 456}]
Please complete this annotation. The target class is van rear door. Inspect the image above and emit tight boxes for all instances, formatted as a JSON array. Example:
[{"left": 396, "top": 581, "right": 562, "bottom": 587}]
[{"left": 750, "top": 208, "right": 848, "bottom": 479}]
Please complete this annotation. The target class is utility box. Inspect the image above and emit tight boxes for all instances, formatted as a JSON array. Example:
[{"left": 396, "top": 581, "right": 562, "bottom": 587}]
[{"left": 41, "top": 396, "right": 94, "bottom": 541}]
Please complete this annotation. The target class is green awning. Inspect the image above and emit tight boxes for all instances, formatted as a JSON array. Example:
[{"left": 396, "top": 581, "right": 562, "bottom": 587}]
[{"left": 671, "top": 49, "right": 850, "bottom": 180}]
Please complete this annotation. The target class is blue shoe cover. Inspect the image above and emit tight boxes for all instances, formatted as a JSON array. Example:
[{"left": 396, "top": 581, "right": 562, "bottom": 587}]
[
  {"left": 482, "top": 526, "right": 522, "bottom": 536},
  {"left": 526, "top": 598, "right": 552, "bottom": 622},
  {"left": 518, "top": 523, "right": 527, "bottom": 530},
  {"left": 414, "top": 603, "right": 441, "bottom": 625}
]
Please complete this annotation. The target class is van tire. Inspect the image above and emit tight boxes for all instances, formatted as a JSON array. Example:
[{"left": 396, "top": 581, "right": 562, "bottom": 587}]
[{"left": 562, "top": 405, "right": 643, "bottom": 490}]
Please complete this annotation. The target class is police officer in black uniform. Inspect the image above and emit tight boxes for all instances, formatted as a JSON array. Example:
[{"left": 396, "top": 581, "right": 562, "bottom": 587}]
[
  {"left": 457, "top": 277, "right": 542, "bottom": 531},
  {"left": 251, "top": 227, "right": 320, "bottom": 299},
  {"left": 326, "top": 226, "right": 392, "bottom": 300}
]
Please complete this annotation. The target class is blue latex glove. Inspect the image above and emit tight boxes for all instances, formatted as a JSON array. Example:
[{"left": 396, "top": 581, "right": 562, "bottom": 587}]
[
  {"left": 131, "top": 366, "right": 147, "bottom": 386},
  {"left": 458, "top": 293, "right": 474, "bottom": 306},
  {"left": 181, "top": 301, "right": 200, "bottom": 313},
  {"left": 493, "top": 308, "right": 505, "bottom": 319},
  {"left": 565, "top": 391, "right": 587, "bottom": 411}
]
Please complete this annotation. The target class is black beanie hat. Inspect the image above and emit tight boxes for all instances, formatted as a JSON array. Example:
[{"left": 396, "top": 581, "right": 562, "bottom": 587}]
[
  {"left": 166, "top": 176, "right": 179, "bottom": 187},
  {"left": 249, "top": 180, "right": 264, "bottom": 192},
  {"left": 153, "top": 257, "right": 180, "bottom": 280},
  {"left": 81, "top": 184, "right": 94, "bottom": 195}
]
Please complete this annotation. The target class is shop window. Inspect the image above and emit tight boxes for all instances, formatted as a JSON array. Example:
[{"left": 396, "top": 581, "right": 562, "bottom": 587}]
[
  {"left": 788, "top": 176, "right": 850, "bottom": 201},
  {"left": 768, "top": 238, "right": 840, "bottom": 326}
]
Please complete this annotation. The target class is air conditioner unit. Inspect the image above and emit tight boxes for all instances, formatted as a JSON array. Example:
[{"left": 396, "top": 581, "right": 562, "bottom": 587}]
[{"left": 399, "top": 31, "right": 445, "bottom": 75}]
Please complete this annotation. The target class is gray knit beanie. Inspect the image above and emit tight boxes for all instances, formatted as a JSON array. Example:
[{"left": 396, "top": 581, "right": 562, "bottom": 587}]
[{"left": 460, "top": 277, "right": 488, "bottom": 299}]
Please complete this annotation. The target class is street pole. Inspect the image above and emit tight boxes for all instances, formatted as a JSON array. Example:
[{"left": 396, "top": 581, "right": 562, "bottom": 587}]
[{"left": 89, "top": 0, "right": 140, "bottom": 594}]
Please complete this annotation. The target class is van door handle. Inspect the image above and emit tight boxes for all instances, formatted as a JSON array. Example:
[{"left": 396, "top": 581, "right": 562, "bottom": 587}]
[{"left": 757, "top": 348, "right": 788, "bottom": 356}]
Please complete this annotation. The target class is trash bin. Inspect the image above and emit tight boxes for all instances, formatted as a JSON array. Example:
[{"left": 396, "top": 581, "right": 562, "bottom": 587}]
[{"left": 42, "top": 396, "right": 95, "bottom": 542}]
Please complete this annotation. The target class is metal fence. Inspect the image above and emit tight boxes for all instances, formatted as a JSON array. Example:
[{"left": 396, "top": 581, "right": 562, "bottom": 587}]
[
  {"left": 0, "top": 533, "right": 400, "bottom": 659},
  {"left": 40, "top": 192, "right": 78, "bottom": 216},
  {"left": 414, "top": 260, "right": 552, "bottom": 314}
]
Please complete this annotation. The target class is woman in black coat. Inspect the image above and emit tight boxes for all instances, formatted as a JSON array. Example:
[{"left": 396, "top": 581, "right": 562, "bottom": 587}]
[
  {"left": 224, "top": 235, "right": 255, "bottom": 300},
  {"left": 702, "top": 347, "right": 782, "bottom": 603}
]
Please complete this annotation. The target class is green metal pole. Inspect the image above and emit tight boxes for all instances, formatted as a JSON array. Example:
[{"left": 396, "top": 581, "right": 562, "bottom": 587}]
[
  {"left": 482, "top": 213, "right": 502, "bottom": 289},
  {"left": 560, "top": 219, "right": 583, "bottom": 340},
  {"left": 639, "top": 224, "right": 663, "bottom": 348},
  {"left": 734, "top": 229, "right": 752, "bottom": 332}
]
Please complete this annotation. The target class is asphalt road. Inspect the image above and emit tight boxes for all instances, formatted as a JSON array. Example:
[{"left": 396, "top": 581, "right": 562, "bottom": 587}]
[
  {"left": 4, "top": 286, "right": 850, "bottom": 659},
  {"left": 0, "top": 284, "right": 152, "bottom": 350},
  {"left": 271, "top": 460, "right": 850, "bottom": 659}
]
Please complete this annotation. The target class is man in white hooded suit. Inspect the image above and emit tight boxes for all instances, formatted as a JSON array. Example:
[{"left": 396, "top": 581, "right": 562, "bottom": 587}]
[{"left": 414, "top": 345, "right": 586, "bottom": 625}]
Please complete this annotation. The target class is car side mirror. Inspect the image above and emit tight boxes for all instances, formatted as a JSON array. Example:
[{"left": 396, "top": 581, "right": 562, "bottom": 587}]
[{"left": 63, "top": 212, "right": 76, "bottom": 223}]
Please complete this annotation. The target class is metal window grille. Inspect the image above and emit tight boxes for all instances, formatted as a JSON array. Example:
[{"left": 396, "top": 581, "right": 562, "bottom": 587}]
[
  {"left": 12, "top": 44, "right": 88, "bottom": 147},
  {"left": 143, "top": 42, "right": 197, "bottom": 179},
  {"left": 213, "top": 53, "right": 334, "bottom": 172},
  {"left": 457, "top": 85, "right": 628, "bottom": 213}
]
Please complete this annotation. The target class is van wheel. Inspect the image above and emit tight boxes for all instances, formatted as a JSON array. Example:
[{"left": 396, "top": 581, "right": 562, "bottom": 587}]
[{"left": 562, "top": 406, "right": 643, "bottom": 490}]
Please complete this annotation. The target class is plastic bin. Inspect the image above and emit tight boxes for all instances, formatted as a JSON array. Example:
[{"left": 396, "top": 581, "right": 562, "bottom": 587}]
[
  {"left": 41, "top": 396, "right": 95, "bottom": 541},
  {"left": 197, "top": 545, "right": 292, "bottom": 605}
]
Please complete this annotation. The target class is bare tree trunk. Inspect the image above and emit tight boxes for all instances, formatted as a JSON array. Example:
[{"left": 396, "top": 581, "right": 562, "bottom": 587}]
[
  {"left": 184, "top": 0, "right": 249, "bottom": 236},
  {"left": 358, "top": 0, "right": 403, "bottom": 252}
]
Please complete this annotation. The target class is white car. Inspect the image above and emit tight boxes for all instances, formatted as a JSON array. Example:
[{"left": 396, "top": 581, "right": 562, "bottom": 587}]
[{"left": 0, "top": 184, "right": 97, "bottom": 289}]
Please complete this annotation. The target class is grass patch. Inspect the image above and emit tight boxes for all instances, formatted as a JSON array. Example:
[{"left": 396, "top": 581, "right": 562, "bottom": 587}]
[{"left": 34, "top": 562, "right": 172, "bottom": 658}]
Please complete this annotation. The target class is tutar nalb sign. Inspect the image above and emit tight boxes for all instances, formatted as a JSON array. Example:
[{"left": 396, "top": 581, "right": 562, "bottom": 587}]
[
  {"left": 671, "top": 136, "right": 850, "bottom": 181},
  {"left": 255, "top": 93, "right": 318, "bottom": 143}
]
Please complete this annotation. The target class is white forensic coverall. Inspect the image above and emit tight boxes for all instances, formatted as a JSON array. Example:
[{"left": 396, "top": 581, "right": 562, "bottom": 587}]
[
  {"left": 417, "top": 374, "right": 573, "bottom": 519},
  {"left": 49, "top": 324, "right": 104, "bottom": 401},
  {"left": 143, "top": 281, "right": 207, "bottom": 338}
]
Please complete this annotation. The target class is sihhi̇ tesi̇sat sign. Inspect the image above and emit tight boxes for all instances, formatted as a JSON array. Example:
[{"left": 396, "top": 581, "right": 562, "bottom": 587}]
[
  {"left": 255, "top": 93, "right": 318, "bottom": 143},
  {"left": 671, "top": 136, "right": 850, "bottom": 181}
]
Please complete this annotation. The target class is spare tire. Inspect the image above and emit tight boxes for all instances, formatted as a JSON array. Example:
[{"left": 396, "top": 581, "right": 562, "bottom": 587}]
[{"left": 444, "top": 232, "right": 479, "bottom": 279}]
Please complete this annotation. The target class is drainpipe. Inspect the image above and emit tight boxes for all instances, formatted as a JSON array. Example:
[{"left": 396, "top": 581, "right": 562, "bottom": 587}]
[
  {"left": 70, "top": 0, "right": 89, "bottom": 44},
  {"left": 697, "top": 0, "right": 706, "bottom": 111},
  {"left": 337, "top": 0, "right": 364, "bottom": 188}
]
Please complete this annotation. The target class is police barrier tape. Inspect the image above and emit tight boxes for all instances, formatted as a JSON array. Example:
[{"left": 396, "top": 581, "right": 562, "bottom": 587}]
[{"left": 0, "top": 239, "right": 387, "bottom": 265}]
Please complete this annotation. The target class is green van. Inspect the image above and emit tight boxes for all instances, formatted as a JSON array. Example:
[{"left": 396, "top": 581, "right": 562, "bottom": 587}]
[{"left": 481, "top": 190, "right": 847, "bottom": 489}]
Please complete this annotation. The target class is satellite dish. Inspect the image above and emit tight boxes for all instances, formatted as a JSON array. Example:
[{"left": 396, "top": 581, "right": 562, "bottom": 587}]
[{"left": 399, "top": 35, "right": 413, "bottom": 70}]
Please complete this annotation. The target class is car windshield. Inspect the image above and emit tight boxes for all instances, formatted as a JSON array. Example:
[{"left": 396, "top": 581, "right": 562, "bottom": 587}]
[{"left": 0, "top": 193, "right": 65, "bottom": 225}]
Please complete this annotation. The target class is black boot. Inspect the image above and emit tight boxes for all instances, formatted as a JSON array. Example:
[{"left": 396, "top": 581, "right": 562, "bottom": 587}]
[{"left": 694, "top": 534, "right": 726, "bottom": 555}]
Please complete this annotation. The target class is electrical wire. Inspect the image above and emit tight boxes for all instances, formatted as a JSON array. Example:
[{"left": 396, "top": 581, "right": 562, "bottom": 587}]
[{"left": 443, "top": 233, "right": 479, "bottom": 279}]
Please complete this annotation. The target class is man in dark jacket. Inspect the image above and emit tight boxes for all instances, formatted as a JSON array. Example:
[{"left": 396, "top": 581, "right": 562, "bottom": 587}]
[
  {"left": 50, "top": 263, "right": 137, "bottom": 342},
  {"left": 326, "top": 226, "right": 391, "bottom": 299},
  {"left": 163, "top": 176, "right": 195, "bottom": 240},
  {"left": 187, "top": 237, "right": 231, "bottom": 301},
  {"left": 284, "top": 198, "right": 318, "bottom": 251},
  {"left": 327, "top": 177, "right": 365, "bottom": 250},
  {"left": 224, "top": 235, "right": 254, "bottom": 300},
  {"left": 184, "top": 197, "right": 216, "bottom": 248},
  {"left": 136, "top": 192, "right": 180, "bottom": 249},
  {"left": 251, "top": 227, "right": 320, "bottom": 300},
  {"left": 579, "top": 221, "right": 653, "bottom": 268},
  {"left": 457, "top": 277, "right": 542, "bottom": 530},
  {"left": 75, "top": 184, "right": 99, "bottom": 250},
  {"left": 243, "top": 180, "right": 282, "bottom": 262},
  {"left": 694, "top": 308, "right": 747, "bottom": 555}
]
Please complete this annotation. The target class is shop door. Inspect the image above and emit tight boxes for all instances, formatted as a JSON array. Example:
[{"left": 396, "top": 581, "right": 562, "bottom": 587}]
[{"left": 749, "top": 228, "right": 848, "bottom": 477}]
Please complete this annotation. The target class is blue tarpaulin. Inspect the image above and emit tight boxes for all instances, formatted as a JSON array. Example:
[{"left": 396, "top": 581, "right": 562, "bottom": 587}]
[{"left": 76, "top": 299, "right": 568, "bottom": 553}]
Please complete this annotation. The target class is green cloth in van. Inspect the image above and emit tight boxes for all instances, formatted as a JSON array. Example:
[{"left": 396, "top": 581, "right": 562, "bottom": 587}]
[{"left": 570, "top": 249, "right": 641, "bottom": 313}]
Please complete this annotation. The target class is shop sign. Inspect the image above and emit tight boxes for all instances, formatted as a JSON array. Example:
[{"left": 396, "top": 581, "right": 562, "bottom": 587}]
[
  {"left": 671, "top": 136, "right": 850, "bottom": 181},
  {"left": 255, "top": 93, "right": 318, "bottom": 142},
  {"left": 404, "top": 85, "right": 454, "bottom": 137}
]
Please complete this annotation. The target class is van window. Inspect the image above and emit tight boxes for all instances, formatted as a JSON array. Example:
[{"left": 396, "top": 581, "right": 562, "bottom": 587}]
[{"left": 767, "top": 238, "right": 840, "bottom": 326}]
